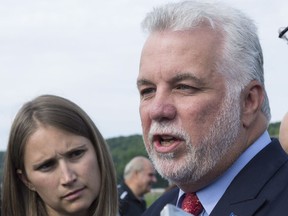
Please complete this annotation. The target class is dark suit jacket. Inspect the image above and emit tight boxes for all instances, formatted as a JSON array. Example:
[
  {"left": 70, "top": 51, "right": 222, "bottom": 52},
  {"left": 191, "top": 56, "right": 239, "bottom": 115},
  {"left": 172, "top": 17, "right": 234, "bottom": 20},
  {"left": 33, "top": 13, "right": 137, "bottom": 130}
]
[{"left": 142, "top": 139, "right": 288, "bottom": 216}]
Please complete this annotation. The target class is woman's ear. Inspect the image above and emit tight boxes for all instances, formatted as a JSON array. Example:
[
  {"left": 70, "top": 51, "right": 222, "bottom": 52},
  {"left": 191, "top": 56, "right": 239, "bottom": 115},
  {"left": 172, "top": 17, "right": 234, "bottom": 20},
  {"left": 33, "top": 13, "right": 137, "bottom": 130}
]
[
  {"left": 17, "top": 169, "right": 36, "bottom": 191},
  {"left": 241, "top": 80, "right": 264, "bottom": 128}
]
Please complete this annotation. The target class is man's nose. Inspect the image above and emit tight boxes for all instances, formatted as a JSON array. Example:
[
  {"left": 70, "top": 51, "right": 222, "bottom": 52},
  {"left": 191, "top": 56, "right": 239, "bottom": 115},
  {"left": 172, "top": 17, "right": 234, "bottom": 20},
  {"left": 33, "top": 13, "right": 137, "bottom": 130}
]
[
  {"left": 149, "top": 93, "right": 176, "bottom": 122},
  {"left": 60, "top": 162, "right": 77, "bottom": 186}
]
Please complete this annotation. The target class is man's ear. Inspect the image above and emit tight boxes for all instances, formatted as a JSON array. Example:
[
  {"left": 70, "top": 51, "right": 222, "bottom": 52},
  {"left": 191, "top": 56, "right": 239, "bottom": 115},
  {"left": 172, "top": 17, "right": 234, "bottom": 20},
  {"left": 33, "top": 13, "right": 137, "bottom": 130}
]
[
  {"left": 241, "top": 80, "right": 264, "bottom": 128},
  {"left": 17, "top": 169, "right": 36, "bottom": 191}
]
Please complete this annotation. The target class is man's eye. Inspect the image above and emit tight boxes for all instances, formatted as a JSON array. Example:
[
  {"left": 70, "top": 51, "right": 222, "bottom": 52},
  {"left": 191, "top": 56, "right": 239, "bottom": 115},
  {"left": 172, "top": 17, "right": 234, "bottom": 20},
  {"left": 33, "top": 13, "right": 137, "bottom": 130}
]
[
  {"left": 139, "top": 88, "right": 155, "bottom": 97},
  {"left": 175, "top": 84, "right": 199, "bottom": 92},
  {"left": 176, "top": 84, "right": 191, "bottom": 89}
]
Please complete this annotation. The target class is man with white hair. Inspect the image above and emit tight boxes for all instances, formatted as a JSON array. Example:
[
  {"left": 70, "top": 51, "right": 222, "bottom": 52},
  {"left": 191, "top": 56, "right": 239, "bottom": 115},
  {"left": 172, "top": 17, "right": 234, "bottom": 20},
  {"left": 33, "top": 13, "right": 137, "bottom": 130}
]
[
  {"left": 137, "top": 1, "right": 288, "bottom": 215},
  {"left": 118, "top": 156, "right": 157, "bottom": 216}
]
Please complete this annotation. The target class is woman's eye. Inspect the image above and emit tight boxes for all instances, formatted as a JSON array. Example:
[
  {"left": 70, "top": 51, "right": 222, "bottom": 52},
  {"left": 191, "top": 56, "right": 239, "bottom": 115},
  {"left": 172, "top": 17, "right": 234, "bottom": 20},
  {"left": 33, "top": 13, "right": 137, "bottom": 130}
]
[
  {"left": 37, "top": 161, "right": 55, "bottom": 172},
  {"left": 69, "top": 149, "right": 86, "bottom": 160}
]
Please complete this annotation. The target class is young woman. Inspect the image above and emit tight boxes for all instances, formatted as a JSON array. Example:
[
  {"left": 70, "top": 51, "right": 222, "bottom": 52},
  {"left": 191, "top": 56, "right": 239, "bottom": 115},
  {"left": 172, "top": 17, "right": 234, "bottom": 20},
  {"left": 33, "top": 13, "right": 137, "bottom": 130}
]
[{"left": 2, "top": 95, "right": 118, "bottom": 216}]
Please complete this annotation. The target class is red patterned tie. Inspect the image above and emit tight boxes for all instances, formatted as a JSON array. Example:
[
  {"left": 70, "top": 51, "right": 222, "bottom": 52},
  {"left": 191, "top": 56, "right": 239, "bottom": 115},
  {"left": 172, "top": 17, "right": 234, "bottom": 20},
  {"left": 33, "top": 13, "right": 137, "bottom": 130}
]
[{"left": 181, "top": 193, "right": 203, "bottom": 215}]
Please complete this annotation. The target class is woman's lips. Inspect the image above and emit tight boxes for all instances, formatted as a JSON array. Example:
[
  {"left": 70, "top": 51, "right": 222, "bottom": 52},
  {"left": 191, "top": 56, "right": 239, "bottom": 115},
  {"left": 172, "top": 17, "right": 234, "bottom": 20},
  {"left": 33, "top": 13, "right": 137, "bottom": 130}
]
[{"left": 62, "top": 187, "right": 85, "bottom": 201}]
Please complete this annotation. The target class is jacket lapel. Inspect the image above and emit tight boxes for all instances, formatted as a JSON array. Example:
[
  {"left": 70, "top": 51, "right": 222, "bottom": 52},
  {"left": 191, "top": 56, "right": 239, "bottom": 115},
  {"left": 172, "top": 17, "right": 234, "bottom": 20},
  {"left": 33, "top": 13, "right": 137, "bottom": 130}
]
[{"left": 211, "top": 139, "right": 287, "bottom": 216}]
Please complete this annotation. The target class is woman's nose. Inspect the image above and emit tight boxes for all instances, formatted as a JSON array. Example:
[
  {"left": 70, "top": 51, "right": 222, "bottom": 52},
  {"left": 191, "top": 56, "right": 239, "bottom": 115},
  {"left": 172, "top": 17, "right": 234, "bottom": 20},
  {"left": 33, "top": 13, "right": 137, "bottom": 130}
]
[{"left": 60, "top": 162, "right": 77, "bottom": 186}]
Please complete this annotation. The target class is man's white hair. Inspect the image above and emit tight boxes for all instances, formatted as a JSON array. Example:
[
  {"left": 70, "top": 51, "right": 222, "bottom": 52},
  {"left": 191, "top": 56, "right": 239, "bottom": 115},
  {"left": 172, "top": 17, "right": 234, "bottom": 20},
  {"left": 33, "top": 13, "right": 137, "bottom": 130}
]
[{"left": 142, "top": 0, "right": 271, "bottom": 124}]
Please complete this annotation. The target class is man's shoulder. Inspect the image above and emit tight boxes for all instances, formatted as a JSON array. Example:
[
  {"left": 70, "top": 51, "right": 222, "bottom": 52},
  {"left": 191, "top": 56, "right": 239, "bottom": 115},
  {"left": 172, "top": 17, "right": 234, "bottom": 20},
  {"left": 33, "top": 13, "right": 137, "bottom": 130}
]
[
  {"left": 264, "top": 180, "right": 288, "bottom": 215},
  {"left": 211, "top": 139, "right": 288, "bottom": 215},
  {"left": 118, "top": 183, "right": 132, "bottom": 198},
  {"left": 118, "top": 183, "right": 147, "bottom": 216},
  {"left": 142, "top": 187, "right": 179, "bottom": 216}
]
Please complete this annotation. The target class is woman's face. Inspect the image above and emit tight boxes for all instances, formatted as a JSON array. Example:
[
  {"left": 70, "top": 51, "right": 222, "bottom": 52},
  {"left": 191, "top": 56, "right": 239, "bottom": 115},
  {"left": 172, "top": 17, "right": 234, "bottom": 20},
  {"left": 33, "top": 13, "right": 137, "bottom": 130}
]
[{"left": 20, "top": 125, "right": 101, "bottom": 216}]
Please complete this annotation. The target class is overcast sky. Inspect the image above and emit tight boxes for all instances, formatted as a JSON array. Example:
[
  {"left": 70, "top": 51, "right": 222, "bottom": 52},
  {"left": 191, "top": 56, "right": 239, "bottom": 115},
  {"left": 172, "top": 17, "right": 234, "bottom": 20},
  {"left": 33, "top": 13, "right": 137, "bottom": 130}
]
[{"left": 0, "top": 0, "right": 287, "bottom": 151}]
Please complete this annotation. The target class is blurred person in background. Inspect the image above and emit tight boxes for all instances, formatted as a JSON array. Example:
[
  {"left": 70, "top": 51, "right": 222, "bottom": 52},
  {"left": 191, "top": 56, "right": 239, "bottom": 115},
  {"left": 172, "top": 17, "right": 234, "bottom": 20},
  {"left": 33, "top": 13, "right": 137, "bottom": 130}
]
[{"left": 118, "top": 156, "right": 157, "bottom": 216}]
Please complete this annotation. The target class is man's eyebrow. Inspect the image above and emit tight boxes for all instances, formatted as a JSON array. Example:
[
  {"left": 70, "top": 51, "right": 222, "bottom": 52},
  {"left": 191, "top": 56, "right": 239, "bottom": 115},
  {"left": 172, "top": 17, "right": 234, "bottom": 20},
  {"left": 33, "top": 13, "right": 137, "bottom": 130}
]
[
  {"left": 137, "top": 79, "right": 154, "bottom": 88},
  {"left": 170, "top": 73, "right": 205, "bottom": 86},
  {"left": 136, "top": 72, "right": 205, "bottom": 88}
]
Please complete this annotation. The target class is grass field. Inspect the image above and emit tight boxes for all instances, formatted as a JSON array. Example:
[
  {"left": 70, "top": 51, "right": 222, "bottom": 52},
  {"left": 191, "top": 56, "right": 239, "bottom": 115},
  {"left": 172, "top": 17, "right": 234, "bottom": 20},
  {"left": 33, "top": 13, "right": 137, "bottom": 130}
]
[{"left": 145, "top": 188, "right": 165, "bottom": 207}]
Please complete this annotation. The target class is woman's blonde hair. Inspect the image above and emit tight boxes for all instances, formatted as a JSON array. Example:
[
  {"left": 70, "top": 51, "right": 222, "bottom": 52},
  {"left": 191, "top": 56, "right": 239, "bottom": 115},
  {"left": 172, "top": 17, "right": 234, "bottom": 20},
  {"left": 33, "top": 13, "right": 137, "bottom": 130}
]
[{"left": 2, "top": 94, "right": 118, "bottom": 216}]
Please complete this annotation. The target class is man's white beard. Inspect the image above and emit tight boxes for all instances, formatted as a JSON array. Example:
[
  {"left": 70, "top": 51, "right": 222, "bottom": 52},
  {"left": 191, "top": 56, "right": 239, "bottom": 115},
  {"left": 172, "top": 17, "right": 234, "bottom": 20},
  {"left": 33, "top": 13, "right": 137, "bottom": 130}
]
[{"left": 146, "top": 93, "right": 241, "bottom": 185}]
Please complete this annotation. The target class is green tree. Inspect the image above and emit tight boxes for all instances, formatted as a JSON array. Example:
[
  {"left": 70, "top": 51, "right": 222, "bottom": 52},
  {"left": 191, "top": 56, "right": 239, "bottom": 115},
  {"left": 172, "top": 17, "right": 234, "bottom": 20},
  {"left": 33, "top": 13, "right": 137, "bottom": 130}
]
[{"left": 268, "top": 122, "right": 280, "bottom": 137}]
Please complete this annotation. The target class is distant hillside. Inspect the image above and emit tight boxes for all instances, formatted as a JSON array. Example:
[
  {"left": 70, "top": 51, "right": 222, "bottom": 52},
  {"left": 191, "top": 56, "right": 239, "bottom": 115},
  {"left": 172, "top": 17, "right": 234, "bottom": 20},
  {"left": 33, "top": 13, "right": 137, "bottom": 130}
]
[{"left": 0, "top": 122, "right": 281, "bottom": 186}]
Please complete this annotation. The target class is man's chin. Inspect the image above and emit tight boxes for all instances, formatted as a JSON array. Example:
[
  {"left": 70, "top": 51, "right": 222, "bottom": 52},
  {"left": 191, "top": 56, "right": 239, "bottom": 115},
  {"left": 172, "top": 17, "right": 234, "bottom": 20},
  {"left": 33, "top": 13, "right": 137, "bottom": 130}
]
[
  {"left": 151, "top": 156, "right": 177, "bottom": 177},
  {"left": 150, "top": 155, "right": 204, "bottom": 184}
]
